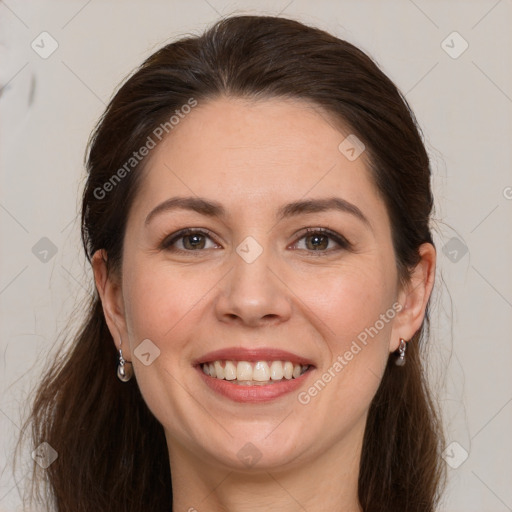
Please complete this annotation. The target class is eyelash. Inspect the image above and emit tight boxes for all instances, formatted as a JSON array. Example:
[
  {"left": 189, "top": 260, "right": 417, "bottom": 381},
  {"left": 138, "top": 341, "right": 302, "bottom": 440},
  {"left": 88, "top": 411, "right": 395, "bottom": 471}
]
[{"left": 160, "top": 227, "right": 352, "bottom": 255}]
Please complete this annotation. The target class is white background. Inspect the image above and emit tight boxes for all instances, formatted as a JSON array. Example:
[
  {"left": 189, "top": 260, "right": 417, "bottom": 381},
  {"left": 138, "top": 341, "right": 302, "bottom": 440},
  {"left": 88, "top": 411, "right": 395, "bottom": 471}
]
[{"left": 1, "top": 1, "right": 511, "bottom": 511}]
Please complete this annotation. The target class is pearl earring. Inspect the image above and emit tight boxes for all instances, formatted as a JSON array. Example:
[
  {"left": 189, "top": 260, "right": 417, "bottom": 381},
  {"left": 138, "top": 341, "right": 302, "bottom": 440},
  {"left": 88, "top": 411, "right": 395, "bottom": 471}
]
[
  {"left": 117, "top": 339, "right": 133, "bottom": 382},
  {"left": 395, "top": 338, "right": 407, "bottom": 366}
]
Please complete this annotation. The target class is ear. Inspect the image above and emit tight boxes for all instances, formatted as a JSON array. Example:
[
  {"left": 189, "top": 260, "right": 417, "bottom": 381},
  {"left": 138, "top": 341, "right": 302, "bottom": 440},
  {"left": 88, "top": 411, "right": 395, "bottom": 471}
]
[
  {"left": 389, "top": 242, "right": 436, "bottom": 352},
  {"left": 91, "top": 249, "right": 131, "bottom": 360}
]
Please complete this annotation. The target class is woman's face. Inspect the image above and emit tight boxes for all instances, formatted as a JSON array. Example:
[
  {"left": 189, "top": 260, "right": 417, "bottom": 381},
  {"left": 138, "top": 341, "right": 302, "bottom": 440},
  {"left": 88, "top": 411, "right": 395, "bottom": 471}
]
[{"left": 97, "top": 97, "right": 430, "bottom": 473}]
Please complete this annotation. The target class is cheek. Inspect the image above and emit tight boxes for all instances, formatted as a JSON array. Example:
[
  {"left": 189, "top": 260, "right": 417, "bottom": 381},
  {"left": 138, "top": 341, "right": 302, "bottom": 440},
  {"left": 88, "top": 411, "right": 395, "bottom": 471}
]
[
  {"left": 122, "top": 259, "right": 209, "bottom": 343},
  {"left": 299, "top": 259, "right": 397, "bottom": 401},
  {"left": 302, "top": 259, "right": 397, "bottom": 344},
  {"left": 121, "top": 260, "right": 213, "bottom": 428},
  {"left": 122, "top": 249, "right": 398, "bottom": 363}
]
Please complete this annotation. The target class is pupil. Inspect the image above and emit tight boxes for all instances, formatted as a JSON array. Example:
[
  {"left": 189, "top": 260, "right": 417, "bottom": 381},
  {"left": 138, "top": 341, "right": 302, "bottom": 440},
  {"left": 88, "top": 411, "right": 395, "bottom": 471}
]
[
  {"left": 308, "top": 234, "right": 327, "bottom": 250},
  {"left": 185, "top": 234, "right": 204, "bottom": 249}
]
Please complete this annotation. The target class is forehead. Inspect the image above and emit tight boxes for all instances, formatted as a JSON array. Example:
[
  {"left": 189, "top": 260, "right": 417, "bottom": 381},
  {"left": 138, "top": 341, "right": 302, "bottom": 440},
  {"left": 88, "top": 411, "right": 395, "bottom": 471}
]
[{"left": 131, "top": 96, "right": 385, "bottom": 222}]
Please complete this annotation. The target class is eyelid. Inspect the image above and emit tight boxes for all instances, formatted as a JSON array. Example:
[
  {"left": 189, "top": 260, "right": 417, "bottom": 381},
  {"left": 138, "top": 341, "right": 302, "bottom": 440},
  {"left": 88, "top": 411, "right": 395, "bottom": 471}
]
[
  {"left": 160, "top": 228, "right": 222, "bottom": 251},
  {"left": 290, "top": 227, "right": 353, "bottom": 251}
]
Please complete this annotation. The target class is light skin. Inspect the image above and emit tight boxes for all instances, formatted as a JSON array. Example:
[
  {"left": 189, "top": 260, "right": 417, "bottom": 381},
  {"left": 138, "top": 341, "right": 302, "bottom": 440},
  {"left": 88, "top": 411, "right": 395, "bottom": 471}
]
[{"left": 93, "top": 97, "right": 435, "bottom": 512}]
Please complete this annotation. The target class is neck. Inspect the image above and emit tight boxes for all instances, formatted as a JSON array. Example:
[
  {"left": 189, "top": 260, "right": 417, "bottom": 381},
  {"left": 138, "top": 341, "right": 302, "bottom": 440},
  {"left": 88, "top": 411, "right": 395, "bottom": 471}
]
[{"left": 166, "top": 427, "right": 364, "bottom": 512}]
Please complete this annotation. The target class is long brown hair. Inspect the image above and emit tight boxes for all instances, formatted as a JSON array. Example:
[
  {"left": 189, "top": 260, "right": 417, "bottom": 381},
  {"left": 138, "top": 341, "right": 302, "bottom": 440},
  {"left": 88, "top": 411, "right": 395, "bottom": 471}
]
[{"left": 18, "top": 15, "right": 445, "bottom": 511}]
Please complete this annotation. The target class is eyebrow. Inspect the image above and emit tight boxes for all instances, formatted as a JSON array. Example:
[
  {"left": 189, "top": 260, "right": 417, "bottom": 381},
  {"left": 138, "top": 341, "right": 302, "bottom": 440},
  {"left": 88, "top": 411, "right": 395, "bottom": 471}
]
[
  {"left": 145, "top": 196, "right": 371, "bottom": 229},
  {"left": 276, "top": 197, "right": 371, "bottom": 228}
]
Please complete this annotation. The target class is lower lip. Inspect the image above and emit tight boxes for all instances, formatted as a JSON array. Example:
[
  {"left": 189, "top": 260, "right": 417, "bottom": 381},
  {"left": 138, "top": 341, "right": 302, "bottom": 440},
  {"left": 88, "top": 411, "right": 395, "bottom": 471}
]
[{"left": 195, "top": 365, "right": 314, "bottom": 403}]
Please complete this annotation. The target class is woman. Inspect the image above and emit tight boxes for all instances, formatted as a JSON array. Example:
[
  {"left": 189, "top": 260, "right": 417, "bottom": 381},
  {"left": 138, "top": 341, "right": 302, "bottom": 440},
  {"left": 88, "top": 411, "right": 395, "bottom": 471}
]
[{"left": 23, "top": 14, "right": 445, "bottom": 512}]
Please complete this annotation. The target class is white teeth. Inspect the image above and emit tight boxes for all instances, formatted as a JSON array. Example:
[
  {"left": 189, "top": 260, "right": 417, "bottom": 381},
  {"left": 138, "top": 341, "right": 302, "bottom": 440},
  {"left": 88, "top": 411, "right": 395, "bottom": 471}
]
[
  {"left": 214, "top": 361, "right": 224, "bottom": 379},
  {"left": 236, "top": 361, "right": 253, "bottom": 380},
  {"left": 224, "top": 361, "right": 237, "bottom": 380},
  {"left": 201, "top": 360, "right": 309, "bottom": 383},
  {"left": 283, "top": 361, "right": 293, "bottom": 380},
  {"left": 270, "top": 361, "right": 284, "bottom": 380},
  {"left": 253, "top": 361, "right": 270, "bottom": 381}
]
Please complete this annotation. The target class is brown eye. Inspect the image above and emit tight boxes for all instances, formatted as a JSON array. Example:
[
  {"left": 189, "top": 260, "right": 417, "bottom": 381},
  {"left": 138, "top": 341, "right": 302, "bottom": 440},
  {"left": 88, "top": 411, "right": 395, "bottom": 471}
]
[
  {"left": 305, "top": 233, "right": 329, "bottom": 250},
  {"left": 161, "top": 229, "right": 220, "bottom": 252},
  {"left": 292, "top": 228, "right": 352, "bottom": 253},
  {"left": 182, "top": 233, "right": 207, "bottom": 250}
]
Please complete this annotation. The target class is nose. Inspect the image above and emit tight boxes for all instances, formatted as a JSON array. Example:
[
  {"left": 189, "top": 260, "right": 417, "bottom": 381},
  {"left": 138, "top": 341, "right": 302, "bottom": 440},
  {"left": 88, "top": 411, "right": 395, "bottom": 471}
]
[{"left": 214, "top": 245, "right": 292, "bottom": 328}]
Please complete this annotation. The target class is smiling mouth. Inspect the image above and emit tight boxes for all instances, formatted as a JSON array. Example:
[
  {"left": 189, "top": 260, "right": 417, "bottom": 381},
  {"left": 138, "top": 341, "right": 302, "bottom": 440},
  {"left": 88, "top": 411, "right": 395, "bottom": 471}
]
[{"left": 200, "top": 360, "right": 311, "bottom": 385}]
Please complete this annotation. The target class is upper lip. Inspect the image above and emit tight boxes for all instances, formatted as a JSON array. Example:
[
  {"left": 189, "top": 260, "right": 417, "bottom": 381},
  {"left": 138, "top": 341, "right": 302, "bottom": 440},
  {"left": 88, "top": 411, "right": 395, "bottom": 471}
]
[{"left": 194, "top": 347, "right": 315, "bottom": 367}]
